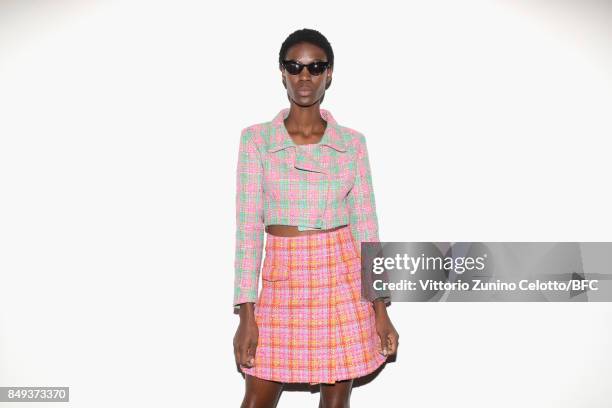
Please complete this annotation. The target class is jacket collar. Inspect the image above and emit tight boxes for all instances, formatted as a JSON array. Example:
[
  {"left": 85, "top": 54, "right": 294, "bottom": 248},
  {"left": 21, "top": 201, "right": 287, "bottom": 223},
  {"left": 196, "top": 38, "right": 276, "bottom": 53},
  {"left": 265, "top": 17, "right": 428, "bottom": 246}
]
[{"left": 267, "top": 108, "right": 348, "bottom": 153}]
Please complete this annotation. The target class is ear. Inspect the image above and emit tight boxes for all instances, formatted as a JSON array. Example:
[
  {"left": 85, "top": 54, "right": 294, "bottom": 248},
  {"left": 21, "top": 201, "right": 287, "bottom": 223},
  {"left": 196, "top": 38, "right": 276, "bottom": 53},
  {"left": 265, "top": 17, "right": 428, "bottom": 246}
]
[{"left": 282, "top": 77, "right": 287, "bottom": 89}]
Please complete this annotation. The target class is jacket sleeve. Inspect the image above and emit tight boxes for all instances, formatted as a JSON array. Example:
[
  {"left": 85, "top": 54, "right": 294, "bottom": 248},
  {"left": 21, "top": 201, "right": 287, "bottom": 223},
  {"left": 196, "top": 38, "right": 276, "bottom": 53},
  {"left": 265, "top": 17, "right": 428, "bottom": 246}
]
[
  {"left": 346, "top": 133, "right": 391, "bottom": 306},
  {"left": 233, "top": 127, "right": 265, "bottom": 313}
]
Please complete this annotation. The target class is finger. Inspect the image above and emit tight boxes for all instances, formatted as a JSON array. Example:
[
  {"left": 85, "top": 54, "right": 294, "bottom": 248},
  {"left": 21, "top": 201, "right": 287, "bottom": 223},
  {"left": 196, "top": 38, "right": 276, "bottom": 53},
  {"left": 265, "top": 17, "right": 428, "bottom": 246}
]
[
  {"left": 378, "top": 333, "right": 387, "bottom": 356},
  {"left": 388, "top": 333, "right": 398, "bottom": 355},
  {"left": 247, "top": 340, "right": 257, "bottom": 366},
  {"left": 239, "top": 343, "right": 251, "bottom": 367},
  {"left": 234, "top": 343, "right": 241, "bottom": 366}
]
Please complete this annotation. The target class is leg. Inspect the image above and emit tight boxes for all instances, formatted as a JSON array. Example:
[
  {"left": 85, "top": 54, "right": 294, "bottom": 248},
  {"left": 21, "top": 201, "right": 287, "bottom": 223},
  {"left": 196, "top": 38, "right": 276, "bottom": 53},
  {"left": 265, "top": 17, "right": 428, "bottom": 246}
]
[
  {"left": 240, "top": 374, "right": 283, "bottom": 408},
  {"left": 319, "top": 379, "right": 353, "bottom": 408}
]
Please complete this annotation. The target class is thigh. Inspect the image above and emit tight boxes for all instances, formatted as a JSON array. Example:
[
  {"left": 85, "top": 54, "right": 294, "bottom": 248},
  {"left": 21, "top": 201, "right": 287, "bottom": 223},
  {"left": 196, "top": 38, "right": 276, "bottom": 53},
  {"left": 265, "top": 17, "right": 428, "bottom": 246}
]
[
  {"left": 240, "top": 374, "right": 283, "bottom": 408},
  {"left": 319, "top": 379, "right": 353, "bottom": 408}
]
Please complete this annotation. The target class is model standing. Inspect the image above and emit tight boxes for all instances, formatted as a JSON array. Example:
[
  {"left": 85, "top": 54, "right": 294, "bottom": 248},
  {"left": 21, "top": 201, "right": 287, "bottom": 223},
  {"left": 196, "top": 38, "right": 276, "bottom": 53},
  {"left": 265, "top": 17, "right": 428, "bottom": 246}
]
[{"left": 233, "top": 28, "right": 399, "bottom": 408}]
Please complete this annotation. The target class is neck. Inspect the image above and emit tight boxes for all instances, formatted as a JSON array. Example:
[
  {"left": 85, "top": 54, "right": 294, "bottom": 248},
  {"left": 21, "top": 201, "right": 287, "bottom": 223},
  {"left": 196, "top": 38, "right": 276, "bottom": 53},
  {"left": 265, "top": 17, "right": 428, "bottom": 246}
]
[{"left": 285, "top": 102, "right": 326, "bottom": 135}]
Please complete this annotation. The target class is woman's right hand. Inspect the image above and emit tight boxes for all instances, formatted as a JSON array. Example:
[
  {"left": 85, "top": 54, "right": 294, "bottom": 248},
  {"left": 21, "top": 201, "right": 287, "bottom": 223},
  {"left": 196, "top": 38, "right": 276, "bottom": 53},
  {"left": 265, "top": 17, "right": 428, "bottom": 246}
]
[{"left": 233, "top": 303, "right": 259, "bottom": 369}]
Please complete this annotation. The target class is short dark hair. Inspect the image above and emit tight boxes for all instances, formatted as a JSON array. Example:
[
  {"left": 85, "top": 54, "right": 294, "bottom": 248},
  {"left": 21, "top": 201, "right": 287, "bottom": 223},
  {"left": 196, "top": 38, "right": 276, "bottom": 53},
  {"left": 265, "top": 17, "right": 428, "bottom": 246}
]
[{"left": 278, "top": 28, "right": 334, "bottom": 70}]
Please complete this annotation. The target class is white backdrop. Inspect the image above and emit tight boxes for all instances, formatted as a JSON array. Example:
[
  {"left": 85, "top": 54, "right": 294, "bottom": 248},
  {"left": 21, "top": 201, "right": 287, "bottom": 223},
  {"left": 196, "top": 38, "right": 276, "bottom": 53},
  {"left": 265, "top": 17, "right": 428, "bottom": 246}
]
[{"left": 0, "top": 0, "right": 611, "bottom": 407}]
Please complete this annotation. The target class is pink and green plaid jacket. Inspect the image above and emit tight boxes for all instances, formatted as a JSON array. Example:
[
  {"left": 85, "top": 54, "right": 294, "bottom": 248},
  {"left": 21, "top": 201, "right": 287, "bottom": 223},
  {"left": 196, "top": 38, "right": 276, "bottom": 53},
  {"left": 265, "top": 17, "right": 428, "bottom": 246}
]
[{"left": 233, "top": 108, "right": 381, "bottom": 309}]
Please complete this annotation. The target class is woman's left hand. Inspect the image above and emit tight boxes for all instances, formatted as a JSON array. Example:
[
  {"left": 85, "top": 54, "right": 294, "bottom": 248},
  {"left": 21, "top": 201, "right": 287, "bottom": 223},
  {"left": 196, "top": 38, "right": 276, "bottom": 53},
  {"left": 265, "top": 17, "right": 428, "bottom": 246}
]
[{"left": 373, "top": 302, "right": 399, "bottom": 357}]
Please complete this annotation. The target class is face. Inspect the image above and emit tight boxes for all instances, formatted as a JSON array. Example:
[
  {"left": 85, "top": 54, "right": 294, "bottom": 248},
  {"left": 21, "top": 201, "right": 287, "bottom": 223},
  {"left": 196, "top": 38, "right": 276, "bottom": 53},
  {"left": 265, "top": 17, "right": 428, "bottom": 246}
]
[{"left": 281, "top": 42, "right": 332, "bottom": 107}]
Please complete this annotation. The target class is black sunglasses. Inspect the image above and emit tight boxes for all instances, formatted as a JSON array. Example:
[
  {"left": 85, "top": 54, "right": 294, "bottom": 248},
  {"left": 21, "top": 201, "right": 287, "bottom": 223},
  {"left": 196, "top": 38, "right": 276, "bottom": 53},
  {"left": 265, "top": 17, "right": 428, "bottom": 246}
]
[{"left": 281, "top": 60, "right": 330, "bottom": 76}]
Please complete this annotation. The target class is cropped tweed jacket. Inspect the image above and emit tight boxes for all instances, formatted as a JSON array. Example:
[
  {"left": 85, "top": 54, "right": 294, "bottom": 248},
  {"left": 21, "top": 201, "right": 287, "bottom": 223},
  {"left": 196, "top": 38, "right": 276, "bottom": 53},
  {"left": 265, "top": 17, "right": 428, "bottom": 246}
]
[{"left": 233, "top": 108, "right": 384, "bottom": 310}]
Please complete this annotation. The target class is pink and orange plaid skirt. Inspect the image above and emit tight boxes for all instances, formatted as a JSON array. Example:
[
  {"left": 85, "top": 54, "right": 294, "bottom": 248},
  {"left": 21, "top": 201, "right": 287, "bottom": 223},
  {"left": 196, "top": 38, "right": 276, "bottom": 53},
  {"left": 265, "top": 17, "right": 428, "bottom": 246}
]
[{"left": 240, "top": 225, "right": 387, "bottom": 385}]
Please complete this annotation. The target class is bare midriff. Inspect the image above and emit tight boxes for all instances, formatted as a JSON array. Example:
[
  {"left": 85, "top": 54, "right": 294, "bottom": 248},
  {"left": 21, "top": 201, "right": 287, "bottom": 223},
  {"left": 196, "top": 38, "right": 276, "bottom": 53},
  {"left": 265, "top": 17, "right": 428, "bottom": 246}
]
[{"left": 265, "top": 224, "right": 348, "bottom": 237}]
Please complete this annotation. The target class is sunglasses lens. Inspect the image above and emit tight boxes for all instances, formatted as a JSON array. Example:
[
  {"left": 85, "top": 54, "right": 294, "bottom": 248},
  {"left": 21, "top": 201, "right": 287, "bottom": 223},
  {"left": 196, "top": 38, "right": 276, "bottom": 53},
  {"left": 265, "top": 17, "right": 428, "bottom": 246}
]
[
  {"left": 284, "top": 61, "right": 302, "bottom": 75},
  {"left": 308, "top": 62, "right": 328, "bottom": 76}
]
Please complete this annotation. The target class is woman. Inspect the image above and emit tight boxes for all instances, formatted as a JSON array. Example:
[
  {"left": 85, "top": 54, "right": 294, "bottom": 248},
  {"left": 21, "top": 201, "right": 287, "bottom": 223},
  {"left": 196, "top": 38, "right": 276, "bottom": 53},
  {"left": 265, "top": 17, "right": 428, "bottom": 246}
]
[{"left": 233, "top": 28, "right": 399, "bottom": 407}]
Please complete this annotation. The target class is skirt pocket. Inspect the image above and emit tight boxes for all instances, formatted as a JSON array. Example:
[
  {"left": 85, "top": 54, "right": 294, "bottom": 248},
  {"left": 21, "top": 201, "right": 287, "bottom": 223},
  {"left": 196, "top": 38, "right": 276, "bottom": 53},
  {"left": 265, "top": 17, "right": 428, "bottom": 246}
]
[{"left": 261, "top": 253, "right": 290, "bottom": 282}]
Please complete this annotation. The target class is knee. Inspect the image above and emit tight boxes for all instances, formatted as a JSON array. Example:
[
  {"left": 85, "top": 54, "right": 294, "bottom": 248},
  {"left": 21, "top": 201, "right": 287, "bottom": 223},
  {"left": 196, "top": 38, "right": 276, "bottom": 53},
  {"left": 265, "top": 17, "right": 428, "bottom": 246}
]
[
  {"left": 240, "top": 396, "right": 255, "bottom": 408},
  {"left": 241, "top": 393, "right": 280, "bottom": 408},
  {"left": 240, "top": 396, "right": 267, "bottom": 408},
  {"left": 320, "top": 399, "right": 349, "bottom": 408}
]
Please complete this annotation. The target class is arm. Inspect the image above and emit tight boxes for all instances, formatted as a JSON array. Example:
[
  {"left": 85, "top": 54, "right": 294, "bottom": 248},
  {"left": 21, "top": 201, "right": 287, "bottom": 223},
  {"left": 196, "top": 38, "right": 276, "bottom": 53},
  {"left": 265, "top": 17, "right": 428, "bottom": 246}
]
[
  {"left": 346, "top": 133, "right": 391, "bottom": 307},
  {"left": 233, "top": 127, "right": 265, "bottom": 314}
]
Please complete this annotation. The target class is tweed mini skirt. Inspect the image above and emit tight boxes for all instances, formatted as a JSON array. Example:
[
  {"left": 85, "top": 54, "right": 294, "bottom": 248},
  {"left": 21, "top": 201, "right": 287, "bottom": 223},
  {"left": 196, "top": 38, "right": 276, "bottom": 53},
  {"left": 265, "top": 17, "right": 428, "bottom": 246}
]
[{"left": 240, "top": 225, "right": 387, "bottom": 385}]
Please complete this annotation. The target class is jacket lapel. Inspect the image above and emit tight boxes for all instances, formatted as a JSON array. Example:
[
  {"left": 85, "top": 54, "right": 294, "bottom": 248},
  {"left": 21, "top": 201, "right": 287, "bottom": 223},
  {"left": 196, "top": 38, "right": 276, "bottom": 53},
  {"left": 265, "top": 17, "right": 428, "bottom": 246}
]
[
  {"left": 294, "top": 148, "right": 327, "bottom": 174},
  {"left": 267, "top": 107, "right": 348, "bottom": 175}
]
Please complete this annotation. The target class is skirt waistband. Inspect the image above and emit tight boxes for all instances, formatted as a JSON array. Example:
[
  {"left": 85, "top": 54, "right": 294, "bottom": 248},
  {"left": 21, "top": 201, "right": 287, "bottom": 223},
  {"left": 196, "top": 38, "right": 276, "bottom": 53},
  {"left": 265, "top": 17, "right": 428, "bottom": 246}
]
[
  {"left": 263, "top": 225, "right": 359, "bottom": 270},
  {"left": 264, "top": 225, "right": 359, "bottom": 263}
]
